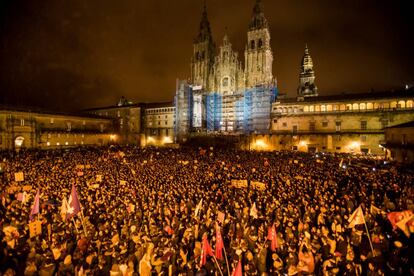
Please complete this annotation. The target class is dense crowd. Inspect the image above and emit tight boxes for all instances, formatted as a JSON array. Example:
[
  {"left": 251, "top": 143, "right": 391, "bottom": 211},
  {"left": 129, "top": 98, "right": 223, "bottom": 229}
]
[{"left": 0, "top": 146, "right": 413, "bottom": 275}]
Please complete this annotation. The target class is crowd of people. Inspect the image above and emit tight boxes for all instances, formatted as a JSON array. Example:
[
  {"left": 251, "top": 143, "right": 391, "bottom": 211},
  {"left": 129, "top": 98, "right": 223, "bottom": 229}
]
[{"left": 0, "top": 145, "right": 413, "bottom": 275}]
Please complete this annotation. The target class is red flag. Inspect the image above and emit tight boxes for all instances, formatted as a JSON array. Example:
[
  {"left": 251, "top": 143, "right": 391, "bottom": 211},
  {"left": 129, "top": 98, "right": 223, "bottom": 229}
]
[
  {"left": 267, "top": 224, "right": 278, "bottom": 251},
  {"left": 215, "top": 224, "right": 224, "bottom": 260},
  {"left": 232, "top": 260, "right": 242, "bottom": 276},
  {"left": 29, "top": 189, "right": 40, "bottom": 220},
  {"left": 164, "top": 225, "right": 174, "bottom": 235},
  {"left": 387, "top": 210, "right": 413, "bottom": 230},
  {"left": 200, "top": 233, "right": 214, "bottom": 267}
]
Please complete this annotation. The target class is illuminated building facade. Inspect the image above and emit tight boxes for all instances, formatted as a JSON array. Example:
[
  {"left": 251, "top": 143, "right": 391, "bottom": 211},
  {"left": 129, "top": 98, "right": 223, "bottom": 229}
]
[
  {"left": 0, "top": 106, "right": 114, "bottom": 150},
  {"left": 84, "top": 99, "right": 142, "bottom": 145},
  {"left": 143, "top": 102, "right": 175, "bottom": 146},
  {"left": 176, "top": 0, "right": 277, "bottom": 142},
  {"left": 263, "top": 89, "right": 414, "bottom": 154}
]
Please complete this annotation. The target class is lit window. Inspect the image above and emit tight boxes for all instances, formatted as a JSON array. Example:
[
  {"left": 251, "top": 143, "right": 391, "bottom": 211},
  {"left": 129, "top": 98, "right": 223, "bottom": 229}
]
[
  {"left": 50, "top": 118, "right": 54, "bottom": 124},
  {"left": 222, "top": 77, "right": 229, "bottom": 87},
  {"left": 335, "top": 121, "right": 341, "bottom": 132},
  {"left": 20, "top": 119, "right": 25, "bottom": 126}
]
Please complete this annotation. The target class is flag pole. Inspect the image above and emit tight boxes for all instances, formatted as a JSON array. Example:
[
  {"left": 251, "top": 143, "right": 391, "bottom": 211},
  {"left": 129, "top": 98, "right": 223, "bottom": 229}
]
[
  {"left": 211, "top": 255, "right": 224, "bottom": 276},
  {"left": 71, "top": 217, "right": 79, "bottom": 234},
  {"left": 80, "top": 210, "right": 88, "bottom": 237},
  {"left": 362, "top": 208, "right": 375, "bottom": 257},
  {"left": 222, "top": 245, "right": 230, "bottom": 276}
]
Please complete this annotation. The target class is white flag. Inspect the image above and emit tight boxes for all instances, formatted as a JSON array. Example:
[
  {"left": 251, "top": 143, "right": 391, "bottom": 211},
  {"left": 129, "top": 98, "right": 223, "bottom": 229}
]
[
  {"left": 250, "top": 202, "right": 258, "bottom": 219},
  {"left": 194, "top": 199, "right": 203, "bottom": 217},
  {"left": 348, "top": 206, "right": 365, "bottom": 228}
]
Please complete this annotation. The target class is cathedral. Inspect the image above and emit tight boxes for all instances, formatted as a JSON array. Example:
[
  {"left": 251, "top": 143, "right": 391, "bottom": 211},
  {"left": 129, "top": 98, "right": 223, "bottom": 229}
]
[
  {"left": 190, "top": 0, "right": 275, "bottom": 92},
  {"left": 175, "top": 0, "right": 279, "bottom": 139}
]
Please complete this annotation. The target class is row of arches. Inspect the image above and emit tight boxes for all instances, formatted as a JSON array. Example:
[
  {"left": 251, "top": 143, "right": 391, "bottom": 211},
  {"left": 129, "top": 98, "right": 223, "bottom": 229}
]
[{"left": 275, "top": 100, "right": 413, "bottom": 114}]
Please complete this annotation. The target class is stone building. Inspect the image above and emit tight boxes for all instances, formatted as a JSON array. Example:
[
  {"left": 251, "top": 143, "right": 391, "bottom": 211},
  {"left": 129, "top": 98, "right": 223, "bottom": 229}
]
[
  {"left": 262, "top": 89, "right": 414, "bottom": 154},
  {"left": 84, "top": 99, "right": 142, "bottom": 145},
  {"left": 0, "top": 106, "right": 114, "bottom": 150},
  {"left": 143, "top": 102, "right": 175, "bottom": 146},
  {"left": 384, "top": 121, "right": 414, "bottom": 163}
]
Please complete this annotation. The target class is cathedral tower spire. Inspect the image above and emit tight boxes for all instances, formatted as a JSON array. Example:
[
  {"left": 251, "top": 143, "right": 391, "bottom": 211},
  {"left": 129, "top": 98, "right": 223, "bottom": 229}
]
[
  {"left": 249, "top": 0, "right": 268, "bottom": 31},
  {"left": 297, "top": 44, "right": 318, "bottom": 97},
  {"left": 191, "top": 2, "right": 216, "bottom": 90},
  {"left": 244, "top": 0, "right": 274, "bottom": 88}
]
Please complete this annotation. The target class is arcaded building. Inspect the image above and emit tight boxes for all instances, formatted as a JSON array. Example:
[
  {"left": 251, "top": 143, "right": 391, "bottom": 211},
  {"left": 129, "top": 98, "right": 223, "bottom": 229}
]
[{"left": 0, "top": 106, "right": 114, "bottom": 150}]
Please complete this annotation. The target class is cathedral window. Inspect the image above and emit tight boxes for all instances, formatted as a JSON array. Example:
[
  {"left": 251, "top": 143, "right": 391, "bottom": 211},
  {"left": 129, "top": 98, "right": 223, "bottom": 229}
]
[
  {"left": 223, "top": 51, "right": 228, "bottom": 59},
  {"left": 258, "top": 39, "right": 263, "bottom": 49},
  {"left": 250, "top": 40, "right": 255, "bottom": 49},
  {"left": 222, "top": 77, "right": 229, "bottom": 87}
]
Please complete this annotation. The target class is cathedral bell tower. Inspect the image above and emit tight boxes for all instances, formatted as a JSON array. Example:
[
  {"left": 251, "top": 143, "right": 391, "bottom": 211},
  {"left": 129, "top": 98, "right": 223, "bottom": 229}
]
[
  {"left": 191, "top": 4, "right": 216, "bottom": 90},
  {"left": 244, "top": 0, "right": 274, "bottom": 88},
  {"left": 297, "top": 44, "right": 318, "bottom": 97}
]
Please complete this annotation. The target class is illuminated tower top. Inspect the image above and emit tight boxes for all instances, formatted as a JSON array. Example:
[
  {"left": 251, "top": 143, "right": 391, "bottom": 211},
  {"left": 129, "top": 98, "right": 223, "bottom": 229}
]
[
  {"left": 298, "top": 44, "right": 318, "bottom": 97},
  {"left": 194, "top": 4, "right": 213, "bottom": 43},
  {"left": 249, "top": 0, "right": 268, "bottom": 31},
  {"left": 191, "top": 3, "right": 216, "bottom": 89}
]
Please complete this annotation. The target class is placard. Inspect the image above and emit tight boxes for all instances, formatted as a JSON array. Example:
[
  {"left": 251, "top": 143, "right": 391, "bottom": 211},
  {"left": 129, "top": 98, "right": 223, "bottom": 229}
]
[{"left": 14, "top": 172, "right": 24, "bottom": 182}]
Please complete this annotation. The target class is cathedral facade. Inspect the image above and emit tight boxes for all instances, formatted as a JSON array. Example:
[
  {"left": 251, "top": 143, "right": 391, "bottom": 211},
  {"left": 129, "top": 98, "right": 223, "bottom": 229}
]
[{"left": 175, "top": 0, "right": 277, "bottom": 141}]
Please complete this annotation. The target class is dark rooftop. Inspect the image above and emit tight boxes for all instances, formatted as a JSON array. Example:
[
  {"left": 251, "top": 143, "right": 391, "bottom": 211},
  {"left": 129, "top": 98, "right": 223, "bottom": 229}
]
[
  {"left": 385, "top": 120, "right": 414, "bottom": 129},
  {"left": 0, "top": 104, "right": 110, "bottom": 120}
]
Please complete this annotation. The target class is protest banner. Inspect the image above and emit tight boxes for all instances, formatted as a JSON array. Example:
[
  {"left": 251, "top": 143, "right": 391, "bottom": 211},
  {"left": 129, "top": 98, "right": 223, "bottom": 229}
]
[
  {"left": 29, "top": 220, "right": 42, "bottom": 238},
  {"left": 231, "top": 179, "right": 248, "bottom": 188},
  {"left": 251, "top": 181, "right": 266, "bottom": 190},
  {"left": 15, "top": 172, "right": 24, "bottom": 182}
]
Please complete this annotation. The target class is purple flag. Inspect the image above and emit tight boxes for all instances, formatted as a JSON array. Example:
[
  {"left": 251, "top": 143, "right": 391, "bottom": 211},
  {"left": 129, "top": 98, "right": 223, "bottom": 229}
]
[
  {"left": 66, "top": 184, "right": 81, "bottom": 219},
  {"left": 29, "top": 190, "right": 40, "bottom": 220}
]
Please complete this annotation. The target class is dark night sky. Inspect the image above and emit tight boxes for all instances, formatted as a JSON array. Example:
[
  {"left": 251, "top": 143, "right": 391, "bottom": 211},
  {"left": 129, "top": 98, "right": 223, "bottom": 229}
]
[{"left": 0, "top": 0, "right": 413, "bottom": 112}]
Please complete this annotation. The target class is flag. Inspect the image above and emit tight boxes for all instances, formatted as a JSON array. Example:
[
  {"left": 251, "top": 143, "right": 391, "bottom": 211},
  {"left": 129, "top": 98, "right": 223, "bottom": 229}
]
[
  {"left": 339, "top": 158, "right": 343, "bottom": 168},
  {"left": 164, "top": 225, "right": 174, "bottom": 235},
  {"left": 267, "top": 224, "right": 278, "bottom": 251},
  {"left": 232, "top": 260, "right": 242, "bottom": 276},
  {"left": 60, "top": 197, "right": 68, "bottom": 221},
  {"left": 250, "top": 202, "right": 258, "bottom": 219},
  {"left": 215, "top": 224, "right": 224, "bottom": 260},
  {"left": 200, "top": 233, "right": 214, "bottom": 267},
  {"left": 194, "top": 199, "right": 203, "bottom": 217},
  {"left": 348, "top": 206, "right": 365, "bottom": 228},
  {"left": 217, "top": 211, "right": 225, "bottom": 224},
  {"left": 127, "top": 203, "right": 135, "bottom": 213},
  {"left": 66, "top": 184, "right": 81, "bottom": 219},
  {"left": 17, "top": 192, "right": 27, "bottom": 203},
  {"left": 387, "top": 210, "right": 413, "bottom": 231},
  {"left": 370, "top": 204, "right": 385, "bottom": 216},
  {"left": 29, "top": 189, "right": 40, "bottom": 220},
  {"left": 395, "top": 214, "right": 414, "bottom": 237}
]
